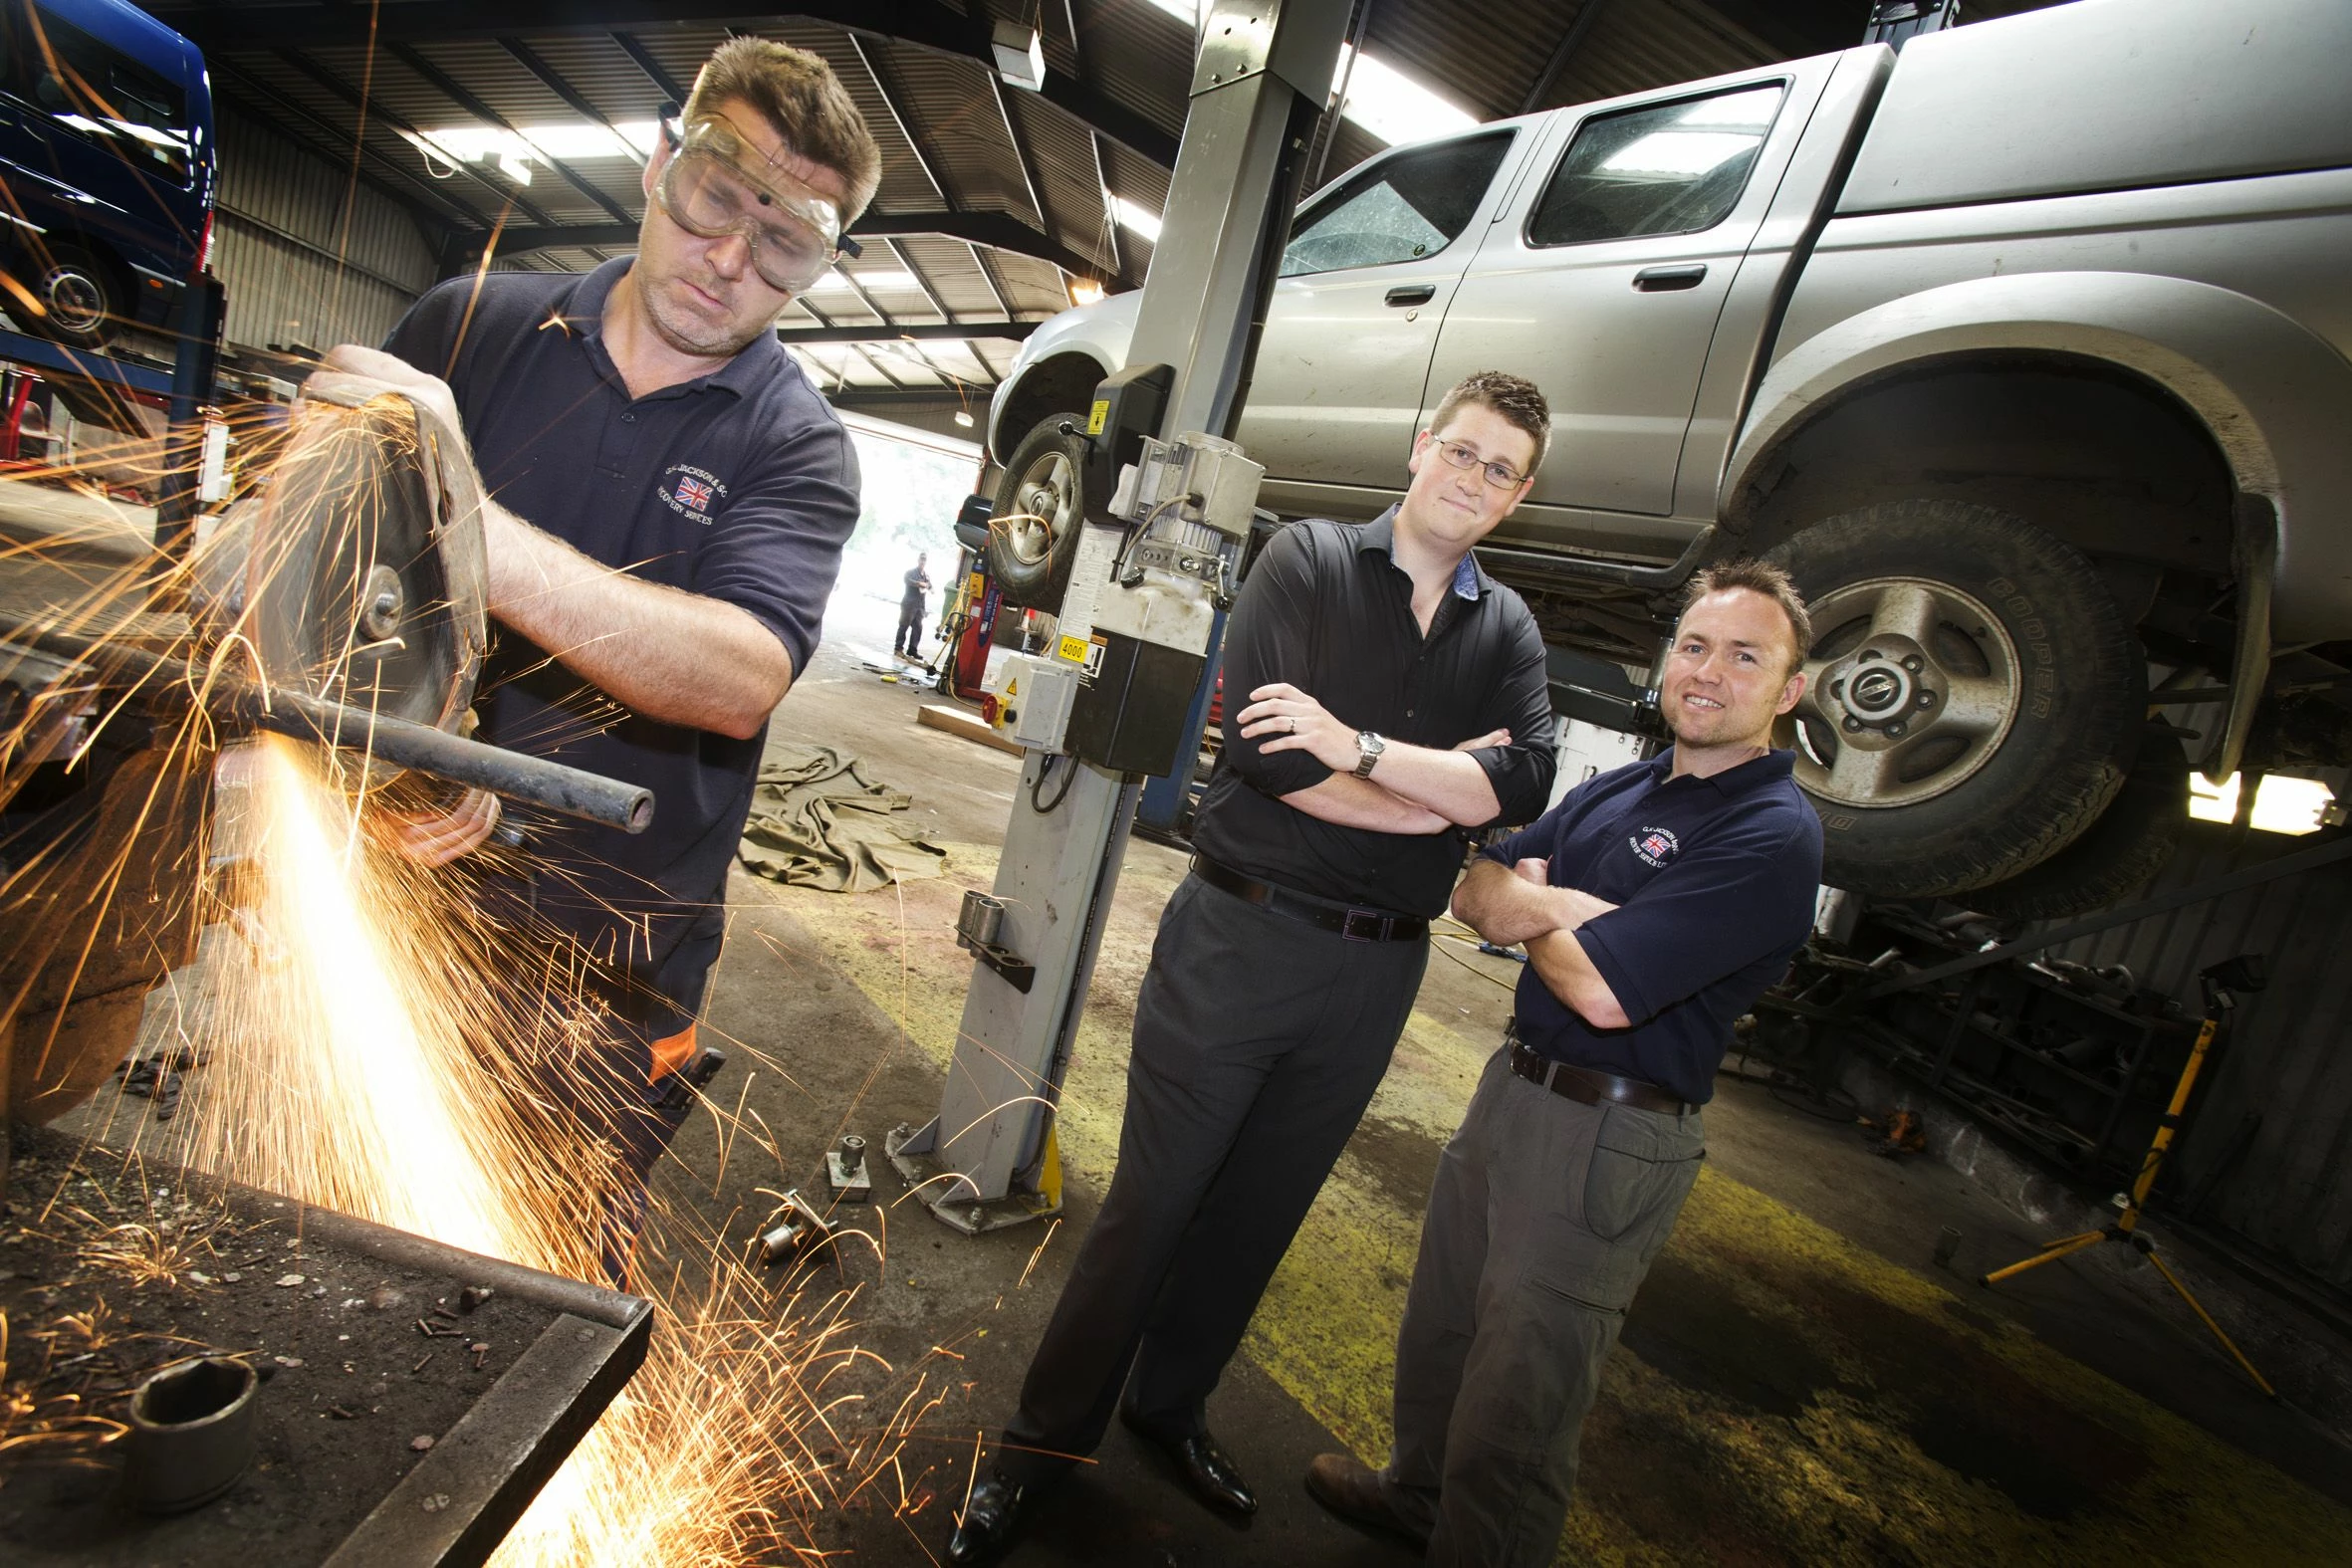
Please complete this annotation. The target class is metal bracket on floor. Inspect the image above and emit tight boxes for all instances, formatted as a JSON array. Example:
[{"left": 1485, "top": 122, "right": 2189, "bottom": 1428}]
[{"left": 885, "top": 1118, "right": 1063, "bottom": 1235}]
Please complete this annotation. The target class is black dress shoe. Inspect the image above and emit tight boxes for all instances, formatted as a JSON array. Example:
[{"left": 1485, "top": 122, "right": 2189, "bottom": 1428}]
[
  {"left": 944, "top": 1471, "right": 1032, "bottom": 1566},
  {"left": 1120, "top": 1409, "right": 1258, "bottom": 1516}
]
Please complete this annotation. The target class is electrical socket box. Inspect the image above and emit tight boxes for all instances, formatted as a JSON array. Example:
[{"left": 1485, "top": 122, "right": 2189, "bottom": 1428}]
[{"left": 986, "top": 652, "right": 1081, "bottom": 753}]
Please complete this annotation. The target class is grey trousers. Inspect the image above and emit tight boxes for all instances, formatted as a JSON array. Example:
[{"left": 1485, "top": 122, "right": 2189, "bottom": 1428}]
[
  {"left": 999, "top": 873, "right": 1428, "bottom": 1480},
  {"left": 1382, "top": 1044, "right": 1705, "bottom": 1568}
]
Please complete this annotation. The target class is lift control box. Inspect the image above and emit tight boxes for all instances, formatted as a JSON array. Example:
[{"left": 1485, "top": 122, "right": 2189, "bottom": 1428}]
[{"left": 986, "top": 652, "right": 1081, "bottom": 753}]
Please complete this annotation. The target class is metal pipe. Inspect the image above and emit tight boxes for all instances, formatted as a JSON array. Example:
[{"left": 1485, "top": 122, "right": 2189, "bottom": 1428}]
[
  {"left": 0, "top": 611, "right": 653, "bottom": 832},
  {"left": 231, "top": 684, "right": 654, "bottom": 834}
]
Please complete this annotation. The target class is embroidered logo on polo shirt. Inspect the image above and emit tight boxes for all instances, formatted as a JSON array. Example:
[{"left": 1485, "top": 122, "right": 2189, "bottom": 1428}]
[
  {"left": 659, "top": 464, "right": 728, "bottom": 524},
  {"left": 1629, "top": 825, "right": 1680, "bottom": 868}
]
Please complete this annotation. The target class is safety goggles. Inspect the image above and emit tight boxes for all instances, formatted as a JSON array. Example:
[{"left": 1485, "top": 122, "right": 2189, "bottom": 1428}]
[{"left": 653, "top": 112, "right": 861, "bottom": 294}]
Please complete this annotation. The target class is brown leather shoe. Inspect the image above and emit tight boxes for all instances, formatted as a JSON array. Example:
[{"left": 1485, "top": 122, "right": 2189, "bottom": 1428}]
[{"left": 1304, "top": 1452, "right": 1429, "bottom": 1549}]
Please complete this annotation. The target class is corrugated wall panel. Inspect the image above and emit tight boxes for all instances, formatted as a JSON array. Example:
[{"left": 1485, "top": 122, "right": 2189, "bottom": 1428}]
[
  {"left": 212, "top": 108, "right": 437, "bottom": 353},
  {"left": 2039, "top": 822, "right": 2352, "bottom": 1288}
]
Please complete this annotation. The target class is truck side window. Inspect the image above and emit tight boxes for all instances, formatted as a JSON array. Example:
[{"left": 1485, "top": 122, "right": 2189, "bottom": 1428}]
[
  {"left": 21, "top": 3, "right": 192, "bottom": 184},
  {"left": 1528, "top": 84, "right": 1784, "bottom": 248},
  {"left": 1280, "top": 130, "right": 1514, "bottom": 279}
]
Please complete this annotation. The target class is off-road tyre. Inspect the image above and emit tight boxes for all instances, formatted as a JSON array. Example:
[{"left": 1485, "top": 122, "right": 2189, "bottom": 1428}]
[
  {"left": 987, "top": 414, "right": 1089, "bottom": 610},
  {"left": 1764, "top": 500, "right": 2144, "bottom": 898},
  {"left": 1961, "top": 726, "right": 2189, "bottom": 921}
]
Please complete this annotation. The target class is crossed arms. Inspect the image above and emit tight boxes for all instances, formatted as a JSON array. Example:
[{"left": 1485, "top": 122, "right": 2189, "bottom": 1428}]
[{"left": 1451, "top": 857, "right": 1629, "bottom": 1029}]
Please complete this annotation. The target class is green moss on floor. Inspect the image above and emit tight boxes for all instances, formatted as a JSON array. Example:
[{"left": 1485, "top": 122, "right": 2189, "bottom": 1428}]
[{"left": 754, "top": 857, "right": 2352, "bottom": 1567}]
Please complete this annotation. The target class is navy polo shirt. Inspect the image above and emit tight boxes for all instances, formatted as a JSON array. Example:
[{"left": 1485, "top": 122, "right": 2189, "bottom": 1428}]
[
  {"left": 382, "top": 258, "right": 859, "bottom": 1030},
  {"left": 1485, "top": 748, "right": 1822, "bottom": 1105}
]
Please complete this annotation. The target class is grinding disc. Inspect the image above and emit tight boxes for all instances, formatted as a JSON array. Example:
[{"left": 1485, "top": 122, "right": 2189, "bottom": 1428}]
[{"left": 236, "top": 386, "right": 487, "bottom": 735}]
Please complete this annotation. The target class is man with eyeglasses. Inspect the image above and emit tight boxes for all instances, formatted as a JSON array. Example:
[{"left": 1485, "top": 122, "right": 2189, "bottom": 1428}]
[
  {"left": 947, "top": 370, "right": 1558, "bottom": 1565},
  {"left": 305, "top": 39, "right": 880, "bottom": 1234}
]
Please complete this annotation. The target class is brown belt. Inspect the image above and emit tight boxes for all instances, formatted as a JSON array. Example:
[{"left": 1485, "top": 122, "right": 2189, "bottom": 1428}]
[{"left": 1508, "top": 1038, "right": 1690, "bottom": 1116}]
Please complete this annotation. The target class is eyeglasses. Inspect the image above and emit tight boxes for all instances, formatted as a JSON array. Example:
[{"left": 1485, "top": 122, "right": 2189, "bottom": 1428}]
[
  {"left": 1432, "top": 439, "right": 1529, "bottom": 490},
  {"left": 653, "top": 113, "right": 861, "bottom": 294}
]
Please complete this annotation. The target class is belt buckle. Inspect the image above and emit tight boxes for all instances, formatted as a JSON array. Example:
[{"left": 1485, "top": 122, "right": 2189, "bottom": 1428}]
[{"left": 1340, "top": 909, "right": 1384, "bottom": 943}]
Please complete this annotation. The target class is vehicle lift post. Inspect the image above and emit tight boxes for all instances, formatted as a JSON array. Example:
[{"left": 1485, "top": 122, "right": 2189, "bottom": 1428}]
[{"left": 888, "top": 0, "right": 1349, "bottom": 1232}]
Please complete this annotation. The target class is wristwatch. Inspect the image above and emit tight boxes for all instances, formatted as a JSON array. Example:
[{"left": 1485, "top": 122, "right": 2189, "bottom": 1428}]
[{"left": 1353, "top": 730, "right": 1387, "bottom": 779}]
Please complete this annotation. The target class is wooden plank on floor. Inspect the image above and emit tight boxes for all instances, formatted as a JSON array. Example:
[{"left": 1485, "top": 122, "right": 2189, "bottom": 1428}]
[{"left": 917, "top": 702, "right": 1023, "bottom": 756}]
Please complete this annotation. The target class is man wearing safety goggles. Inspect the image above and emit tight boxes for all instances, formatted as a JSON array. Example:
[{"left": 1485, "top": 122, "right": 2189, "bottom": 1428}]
[{"left": 308, "top": 38, "right": 881, "bottom": 1275}]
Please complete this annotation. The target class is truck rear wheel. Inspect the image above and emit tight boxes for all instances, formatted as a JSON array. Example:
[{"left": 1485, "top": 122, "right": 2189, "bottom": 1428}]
[
  {"left": 1764, "top": 501, "right": 2143, "bottom": 898},
  {"left": 1961, "top": 725, "right": 2189, "bottom": 921},
  {"left": 986, "top": 414, "right": 1088, "bottom": 610}
]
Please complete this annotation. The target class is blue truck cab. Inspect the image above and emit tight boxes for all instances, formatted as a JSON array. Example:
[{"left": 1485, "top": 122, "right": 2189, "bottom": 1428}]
[{"left": 0, "top": 0, "right": 215, "bottom": 347}]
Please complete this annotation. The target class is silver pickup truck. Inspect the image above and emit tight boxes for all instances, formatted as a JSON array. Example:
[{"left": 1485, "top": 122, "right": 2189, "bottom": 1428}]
[{"left": 982, "top": 0, "right": 2352, "bottom": 915}]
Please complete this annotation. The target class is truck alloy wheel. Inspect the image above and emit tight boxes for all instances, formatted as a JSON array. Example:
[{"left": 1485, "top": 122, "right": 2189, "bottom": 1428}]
[
  {"left": 986, "top": 414, "right": 1090, "bottom": 610},
  {"left": 1792, "top": 574, "right": 2020, "bottom": 810},
  {"left": 1765, "top": 500, "right": 2144, "bottom": 899}
]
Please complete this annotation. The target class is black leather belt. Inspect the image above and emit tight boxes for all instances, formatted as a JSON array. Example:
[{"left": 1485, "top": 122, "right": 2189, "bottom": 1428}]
[
  {"left": 1508, "top": 1038, "right": 1690, "bottom": 1116},
  {"left": 1190, "top": 856, "right": 1428, "bottom": 943}
]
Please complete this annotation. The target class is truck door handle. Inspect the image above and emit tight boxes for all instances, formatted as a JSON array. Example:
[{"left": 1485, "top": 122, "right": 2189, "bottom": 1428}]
[
  {"left": 1384, "top": 284, "right": 1436, "bottom": 307},
  {"left": 1633, "top": 264, "right": 1708, "bottom": 292}
]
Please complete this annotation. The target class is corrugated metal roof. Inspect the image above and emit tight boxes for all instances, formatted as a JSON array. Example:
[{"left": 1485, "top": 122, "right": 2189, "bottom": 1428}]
[
  {"left": 876, "top": 42, "right": 1043, "bottom": 229},
  {"left": 1066, "top": 0, "right": 1190, "bottom": 143},
  {"left": 1558, "top": 0, "right": 1783, "bottom": 107},
  {"left": 155, "top": 0, "right": 1897, "bottom": 399}
]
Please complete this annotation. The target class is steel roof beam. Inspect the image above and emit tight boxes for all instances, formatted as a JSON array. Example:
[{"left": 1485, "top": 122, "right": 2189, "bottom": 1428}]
[
  {"left": 449, "top": 209, "right": 1107, "bottom": 280},
  {"left": 774, "top": 322, "right": 1037, "bottom": 343},
  {"left": 610, "top": 33, "right": 689, "bottom": 104},
  {"left": 209, "top": 62, "right": 485, "bottom": 234},
  {"left": 276, "top": 49, "right": 560, "bottom": 229},
  {"left": 385, "top": 42, "right": 637, "bottom": 225},
  {"left": 165, "top": 2, "right": 1181, "bottom": 166},
  {"left": 884, "top": 236, "right": 958, "bottom": 324}
]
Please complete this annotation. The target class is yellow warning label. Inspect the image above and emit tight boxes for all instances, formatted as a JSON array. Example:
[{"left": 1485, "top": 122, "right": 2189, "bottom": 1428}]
[
  {"left": 1086, "top": 399, "right": 1110, "bottom": 436},
  {"left": 1055, "top": 634, "right": 1090, "bottom": 664},
  {"left": 1004, "top": 677, "right": 1019, "bottom": 697}
]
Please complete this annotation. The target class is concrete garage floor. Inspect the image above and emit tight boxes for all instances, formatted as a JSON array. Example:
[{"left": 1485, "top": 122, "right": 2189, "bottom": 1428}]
[{"left": 664, "top": 584, "right": 2352, "bottom": 1566}]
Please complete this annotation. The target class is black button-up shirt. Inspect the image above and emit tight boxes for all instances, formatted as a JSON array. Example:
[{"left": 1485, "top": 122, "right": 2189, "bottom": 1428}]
[
  {"left": 383, "top": 258, "right": 859, "bottom": 1029},
  {"left": 1192, "top": 510, "right": 1556, "bottom": 918},
  {"left": 1486, "top": 749, "right": 1823, "bottom": 1104}
]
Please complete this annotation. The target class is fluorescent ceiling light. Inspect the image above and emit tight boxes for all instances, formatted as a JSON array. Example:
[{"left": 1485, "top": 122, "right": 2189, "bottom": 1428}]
[
  {"left": 812, "top": 270, "right": 922, "bottom": 292},
  {"left": 1138, "top": 3, "right": 1478, "bottom": 149},
  {"left": 406, "top": 119, "right": 660, "bottom": 178},
  {"left": 1112, "top": 196, "right": 1162, "bottom": 242},
  {"left": 1333, "top": 45, "right": 1478, "bottom": 146}
]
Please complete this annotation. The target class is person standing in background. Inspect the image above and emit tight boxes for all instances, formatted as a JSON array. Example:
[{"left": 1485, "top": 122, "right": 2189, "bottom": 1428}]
[{"left": 897, "top": 551, "right": 933, "bottom": 658}]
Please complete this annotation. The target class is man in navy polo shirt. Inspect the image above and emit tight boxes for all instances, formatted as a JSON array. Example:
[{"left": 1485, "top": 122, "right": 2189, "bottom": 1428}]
[
  {"left": 1305, "top": 560, "right": 1823, "bottom": 1566},
  {"left": 310, "top": 39, "right": 879, "bottom": 1185}
]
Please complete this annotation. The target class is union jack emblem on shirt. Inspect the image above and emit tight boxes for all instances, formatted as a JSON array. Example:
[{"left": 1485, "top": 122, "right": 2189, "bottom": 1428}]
[
  {"left": 1628, "top": 824, "right": 1681, "bottom": 868},
  {"left": 658, "top": 463, "right": 727, "bottom": 523}
]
